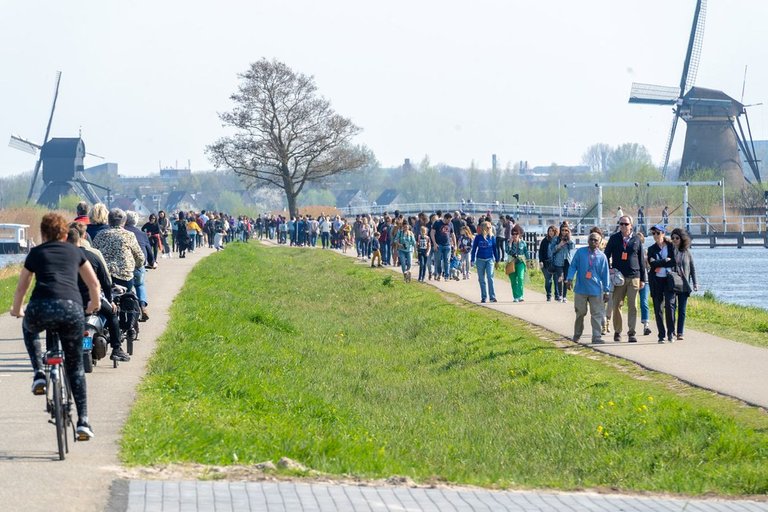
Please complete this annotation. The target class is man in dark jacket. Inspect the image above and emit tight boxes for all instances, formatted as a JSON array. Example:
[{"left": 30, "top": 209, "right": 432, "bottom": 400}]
[{"left": 603, "top": 215, "right": 646, "bottom": 343}]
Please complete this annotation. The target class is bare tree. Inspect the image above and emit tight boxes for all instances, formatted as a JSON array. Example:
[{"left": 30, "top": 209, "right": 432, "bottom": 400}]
[
  {"left": 207, "top": 59, "right": 370, "bottom": 218},
  {"left": 581, "top": 143, "right": 612, "bottom": 175}
]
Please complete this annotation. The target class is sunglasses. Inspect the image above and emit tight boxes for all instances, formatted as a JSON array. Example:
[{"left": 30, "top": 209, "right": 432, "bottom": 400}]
[
  {"left": 619, "top": 222, "right": 630, "bottom": 226},
  {"left": 671, "top": 236, "right": 680, "bottom": 240}
]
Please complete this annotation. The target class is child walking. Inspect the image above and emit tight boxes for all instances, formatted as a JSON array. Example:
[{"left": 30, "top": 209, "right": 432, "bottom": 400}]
[
  {"left": 457, "top": 226, "right": 474, "bottom": 280},
  {"left": 416, "top": 226, "right": 431, "bottom": 282},
  {"left": 370, "top": 233, "right": 382, "bottom": 267}
]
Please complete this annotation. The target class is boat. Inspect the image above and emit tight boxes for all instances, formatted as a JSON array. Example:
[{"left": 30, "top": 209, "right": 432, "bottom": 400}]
[{"left": 0, "top": 224, "right": 31, "bottom": 254}]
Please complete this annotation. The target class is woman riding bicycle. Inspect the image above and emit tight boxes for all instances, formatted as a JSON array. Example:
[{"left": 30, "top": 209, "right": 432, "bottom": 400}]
[{"left": 10, "top": 213, "right": 101, "bottom": 440}]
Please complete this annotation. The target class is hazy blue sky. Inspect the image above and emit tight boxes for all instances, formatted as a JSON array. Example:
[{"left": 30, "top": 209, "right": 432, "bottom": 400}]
[{"left": 1, "top": 0, "right": 766, "bottom": 176}]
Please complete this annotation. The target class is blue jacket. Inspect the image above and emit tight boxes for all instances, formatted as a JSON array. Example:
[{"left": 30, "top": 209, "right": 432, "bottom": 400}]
[
  {"left": 549, "top": 236, "right": 574, "bottom": 267},
  {"left": 566, "top": 247, "right": 610, "bottom": 296},
  {"left": 471, "top": 235, "right": 497, "bottom": 264}
]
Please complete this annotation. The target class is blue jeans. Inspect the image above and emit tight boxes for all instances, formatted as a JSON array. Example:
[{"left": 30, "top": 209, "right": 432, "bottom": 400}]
[
  {"left": 675, "top": 292, "right": 689, "bottom": 335},
  {"left": 381, "top": 241, "right": 391, "bottom": 265},
  {"left": 321, "top": 232, "right": 330, "bottom": 248},
  {"left": 552, "top": 266, "right": 565, "bottom": 300},
  {"left": 639, "top": 283, "right": 650, "bottom": 324},
  {"left": 399, "top": 249, "right": 412, "bottom": 273},
  {"left": 417, "top": 249, "right": 428, "bottom": 281},
  {"left": 133, "top": 266, "right": 148, "bottom": 307},
  {"left": 359, "top": 239, "right": 371, "bottom": 258},
  {"left": 543, "top": 266, "right": 554, "bottom": 299},
  {"left": 436, "top": 245, "right": 452, "bottom": 278},
  {"left": 475, "top": 258, "right": 496, "bottom": 301}
]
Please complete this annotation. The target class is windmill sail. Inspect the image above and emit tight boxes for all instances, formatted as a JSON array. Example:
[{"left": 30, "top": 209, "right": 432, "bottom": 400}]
[
  {"left": 629, "top": 83, "right": 680, "bottom": 105},
  {"left": 8, "top": 135, "right": 40, "bottom": 155},
  {"left": 680, "top": 0, "right": 707, "bottom": 95},
  {"left": 26, "top": 71, "right": 62, "bottom": 203}
]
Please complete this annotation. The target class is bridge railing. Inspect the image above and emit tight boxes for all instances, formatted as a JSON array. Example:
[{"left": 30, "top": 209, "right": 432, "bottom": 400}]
[{"left": 342, "top": 204, "right": 765, "bottom": 234}]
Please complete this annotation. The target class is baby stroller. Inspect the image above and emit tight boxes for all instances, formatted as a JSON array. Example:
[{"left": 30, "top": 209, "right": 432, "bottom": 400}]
[{"left": 449, "top": 254, "right": 462, "bottom": 281}]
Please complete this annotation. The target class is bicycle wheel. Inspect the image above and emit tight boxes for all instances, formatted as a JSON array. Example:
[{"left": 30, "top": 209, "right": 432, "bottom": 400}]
[{"left": 52, "top": 369, "right": 67, "bottom": 460}]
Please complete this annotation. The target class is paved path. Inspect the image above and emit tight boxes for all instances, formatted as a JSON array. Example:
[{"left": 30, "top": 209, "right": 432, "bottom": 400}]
[
  {"left": 110, "top": 479, "right": 768, "bottom": 511},
  {"left": 2, "top": 241, "right": 766, "bottom": 511},
  {"left": 0, "top": 247, "right": 211, "bottom": 512}
]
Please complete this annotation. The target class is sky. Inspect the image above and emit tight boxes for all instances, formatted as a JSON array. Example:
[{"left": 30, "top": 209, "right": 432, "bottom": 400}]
[{"left": 1, "top": 0, "right": 767, "bottom": 177}]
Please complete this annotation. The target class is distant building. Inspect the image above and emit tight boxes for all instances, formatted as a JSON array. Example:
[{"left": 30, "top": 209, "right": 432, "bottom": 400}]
[
  {"left": 375, "top": 189, "right": 403, "bottom": 208},
  {"left": 83, "top": 163, "right": 119, "bottom": 177},
  {"left": 335, "top": 189, "right": 368, "bottom": 209},
  {"left": 160, "top": 167, "right": 192, "bottom": 180},
  {"left": 165, "top": 191, "right": 199, "bottom": 213}
]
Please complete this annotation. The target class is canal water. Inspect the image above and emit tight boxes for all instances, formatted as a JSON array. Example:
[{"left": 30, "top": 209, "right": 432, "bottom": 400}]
[{"left": 2, "top": 247, "right": 767, "bottom": 310}]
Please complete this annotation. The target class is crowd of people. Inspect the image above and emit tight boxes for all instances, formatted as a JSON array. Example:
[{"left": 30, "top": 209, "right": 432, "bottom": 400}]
[
  {"left": 263, "top": 207, "right": 698, "bottom": 347},
  {"left": 558, "top": 214, "right": 697, "bottom": 345},
  {"left": 9, "top": 200, "right": 699, "bottom": 443}
]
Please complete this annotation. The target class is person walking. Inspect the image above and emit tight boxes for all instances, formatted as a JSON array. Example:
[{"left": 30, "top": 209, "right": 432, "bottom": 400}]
[
  {"left": 430, "top": 212, "right": 457, "bottom": 281},
  {"left": 647, "top": 224, "right": 676, "bottom": 343},
  {"left": 175, "top": 211, "right": 190, "bottom": 258},
  {"left": 636, "top": 206, "right": 646, "bottom": 235},
  {"left": 538, "top": 225, "right": 558, "bottom": 302},
  {"left": 549, "top": 222, "right": 574, "bottom": 303},
  {"left": 604, "top": 215, "right": 647, "bottom": 343},
  {"left": 566, "top": 231, "right": 610, "bottom": 344},
  {"left": 457, "top": 226, "right": 474, "bottom": 280},
  {"left": 470, "top": 221, "right": 499, "bottom": 303},
  {"left": 394, "top": 223, "right": 416, "bottom": 282},
  {"left": 506, "top": 225, "right": 527, "bottom": 303},
  {"left": 415, "top": 226, "right": 432, "bottom": 282},
  {"left": 636, "top": 232, "right": 653, "bottom": 336},
  {"left": 670, "top": 228, "right": 698, "bottom": 340}
]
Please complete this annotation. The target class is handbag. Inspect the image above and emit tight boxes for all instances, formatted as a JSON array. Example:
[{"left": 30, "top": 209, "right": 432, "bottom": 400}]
[
  {"left": 610, "top": 271, "right": 625, "bottom": 287},
  {"left": 505, "top": 260, "right": 516, "bottom": 275},
  {"left": 666, "top": 270, "right": 688, "bottom": 293}
]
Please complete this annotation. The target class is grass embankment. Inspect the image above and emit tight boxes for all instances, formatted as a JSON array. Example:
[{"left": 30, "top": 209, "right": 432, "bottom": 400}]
[
  {"left": 122, "top": 243, "right": 768, "bottom": 496},
  {"left": 0, "top": 267, "right": 22, "bottom": 313},
  {"left": 527, "top": 268, "right": 768, "bottom": 349}
]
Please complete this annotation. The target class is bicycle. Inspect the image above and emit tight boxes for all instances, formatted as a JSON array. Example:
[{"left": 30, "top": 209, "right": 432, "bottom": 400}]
[{"left": 42, "top": 330, "right": 77, "bottom": 460}]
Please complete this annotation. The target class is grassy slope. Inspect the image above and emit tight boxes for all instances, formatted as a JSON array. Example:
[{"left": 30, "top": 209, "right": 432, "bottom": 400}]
[
  {"left": 0, "top": 268, "right": 22, "bottom": 313},
  {"left": 122, "top": 243, "right": 768, "bottom": 496}
]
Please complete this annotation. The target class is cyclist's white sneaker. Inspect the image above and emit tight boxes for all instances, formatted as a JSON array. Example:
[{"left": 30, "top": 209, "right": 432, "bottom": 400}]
[{"left": 76, "top": 420, "right": 95, "bottom": 441}]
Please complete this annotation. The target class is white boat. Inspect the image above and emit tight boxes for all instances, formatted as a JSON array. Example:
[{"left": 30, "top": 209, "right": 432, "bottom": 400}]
[{"left": 0, "top": 224, "right": 31, "bottom": 254}]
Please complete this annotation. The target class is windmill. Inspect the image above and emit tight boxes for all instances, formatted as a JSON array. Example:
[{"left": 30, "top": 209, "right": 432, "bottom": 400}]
[
  {"left": 628, "top": 0, "right": 761, "bottom": 187},
  {"left": 8, "top": 71, "right": 105, "bottom": 208}
]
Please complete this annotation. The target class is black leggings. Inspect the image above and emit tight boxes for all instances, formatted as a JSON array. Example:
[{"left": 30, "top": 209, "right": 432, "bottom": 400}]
[{"left": 23, "top": 299, "right": 88, "bottom": 420}]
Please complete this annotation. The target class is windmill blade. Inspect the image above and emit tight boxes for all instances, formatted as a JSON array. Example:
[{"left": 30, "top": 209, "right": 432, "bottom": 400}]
[
  {"left": 679, "top": 0, "right": 707, "bottom": 95},
  {"left": 628, "top": 83, "right": 680, "bottom": 105},
  {"left": 661, "top": 113, "right": 680, "bottom": 179},
  {"left": 8, "top": 134, "right": 41, "bottom": 155},
  {"left": 86, "top": 151, "right": 105, "bottom": 160},
  {"left": 26, "top": 71, "right": 62, "bottom": 203}
]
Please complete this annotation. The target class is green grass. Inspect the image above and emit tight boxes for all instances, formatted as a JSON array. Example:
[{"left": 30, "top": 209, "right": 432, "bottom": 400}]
[
  {"left": 122, "top": 243, "right": 768, "bottom": 496},
  {"left": 0, "top": 267, "right": 22, "bottom": 313},
  {"left": 526, "top": 267, "right": 768, "bottom": 349}
]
